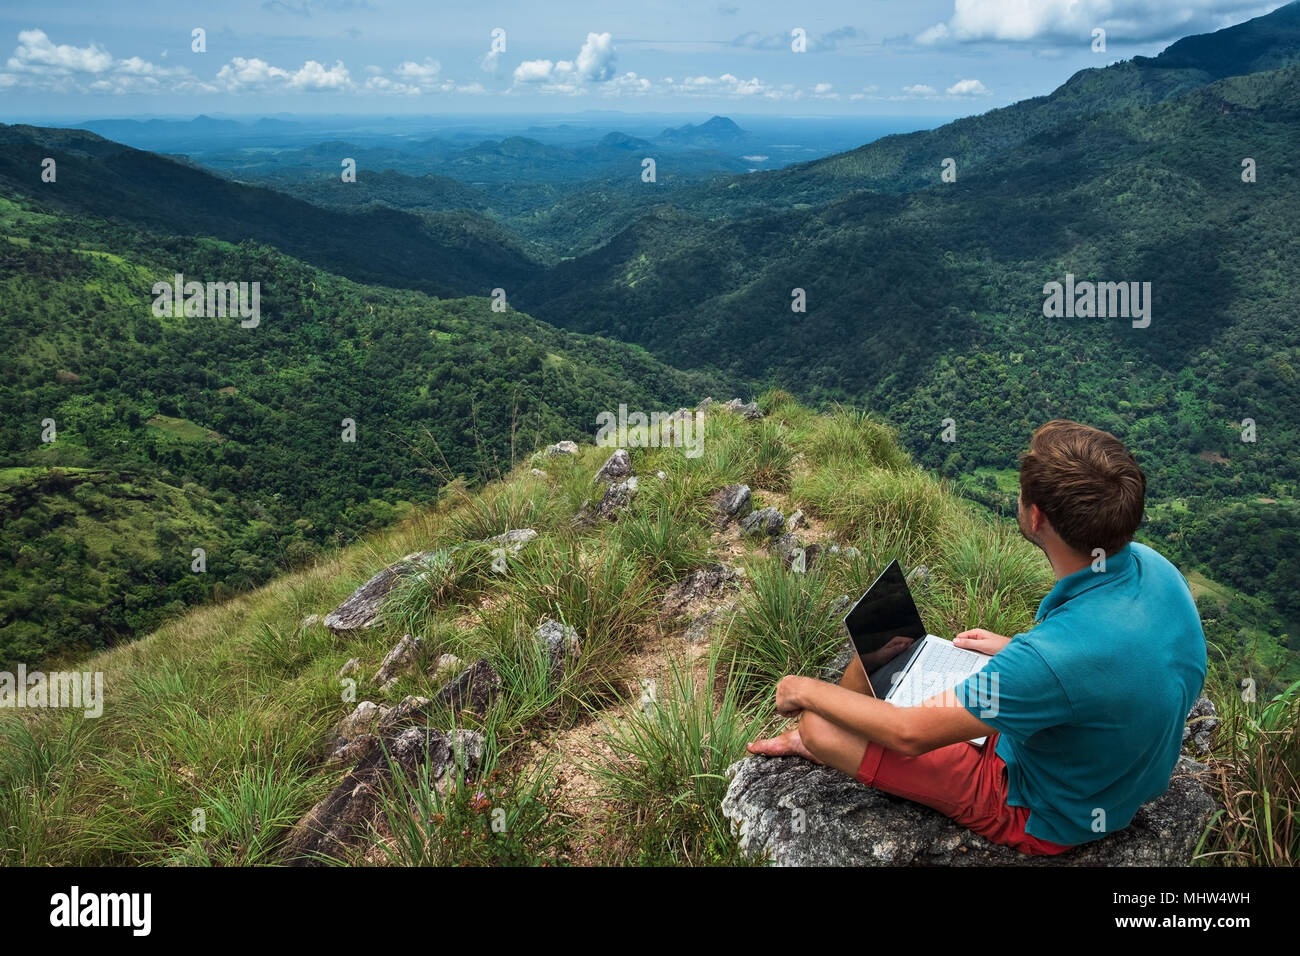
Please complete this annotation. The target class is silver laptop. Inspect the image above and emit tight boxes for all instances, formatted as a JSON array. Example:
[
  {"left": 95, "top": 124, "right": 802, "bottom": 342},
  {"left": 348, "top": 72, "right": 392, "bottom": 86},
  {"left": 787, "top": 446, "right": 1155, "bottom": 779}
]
[{"left": 842, "top": 560, "right": 992, "bottom": 745}]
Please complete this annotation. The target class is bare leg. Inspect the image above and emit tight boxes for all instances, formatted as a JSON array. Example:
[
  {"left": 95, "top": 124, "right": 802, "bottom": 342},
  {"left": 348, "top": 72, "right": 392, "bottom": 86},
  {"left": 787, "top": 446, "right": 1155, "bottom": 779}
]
[{"left": 747, "top": 654, "right": 874, "bottom": 760}]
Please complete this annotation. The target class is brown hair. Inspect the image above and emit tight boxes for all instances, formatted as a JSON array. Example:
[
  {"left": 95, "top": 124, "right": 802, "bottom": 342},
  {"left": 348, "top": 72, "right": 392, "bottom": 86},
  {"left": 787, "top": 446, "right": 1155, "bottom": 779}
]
[{"left": 1018, "top": 420, "right": 1146, "bottom": 555}]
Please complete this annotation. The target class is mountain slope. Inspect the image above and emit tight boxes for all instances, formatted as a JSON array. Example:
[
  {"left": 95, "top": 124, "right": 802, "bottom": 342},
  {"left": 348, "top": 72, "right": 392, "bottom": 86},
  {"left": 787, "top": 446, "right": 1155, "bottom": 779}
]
[
  {"left": 0, "top": 124, "right": 542, "bottom": 298},
  {"left": 0, "top": 193, "right": 728, "bottom": 666}
]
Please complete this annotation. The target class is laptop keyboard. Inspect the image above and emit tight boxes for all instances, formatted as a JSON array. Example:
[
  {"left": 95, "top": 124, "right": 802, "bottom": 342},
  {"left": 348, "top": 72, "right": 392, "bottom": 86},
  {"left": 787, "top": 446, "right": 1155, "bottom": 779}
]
[{"left": 887, "top": 637, "right": 990, "bottom": 710}]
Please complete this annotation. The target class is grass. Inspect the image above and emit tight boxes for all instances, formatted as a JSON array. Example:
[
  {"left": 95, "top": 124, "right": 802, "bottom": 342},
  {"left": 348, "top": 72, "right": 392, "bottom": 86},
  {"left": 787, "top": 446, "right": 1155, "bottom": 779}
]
[
  {"left": 0, "top": 396, "right": 1289, "bottom": 868},
  {"left": 589, "top": 649, "right": 768, "bottom": 865}
]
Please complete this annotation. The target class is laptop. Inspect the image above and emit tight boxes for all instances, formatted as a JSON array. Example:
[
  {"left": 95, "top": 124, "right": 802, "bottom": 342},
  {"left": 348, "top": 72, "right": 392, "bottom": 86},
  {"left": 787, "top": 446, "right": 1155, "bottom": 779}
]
[{"left": 842, "top": 559, "right": 993, "bottom": 745}]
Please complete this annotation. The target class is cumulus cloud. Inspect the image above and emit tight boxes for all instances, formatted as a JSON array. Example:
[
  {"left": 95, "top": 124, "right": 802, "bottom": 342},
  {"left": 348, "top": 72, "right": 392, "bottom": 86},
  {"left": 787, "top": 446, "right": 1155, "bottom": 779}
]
[
  {"left": 512, "top": 31, "right": 617, "bottom": 92},
  {"left": 917, "top": 0, "right": 1274, "bottom": 45},
  {"left": 215, "top": 56, "right": 352, "bottom": 92},
  {"left": 946, "top": 77, "right": 989, "bottom": 95},
  {"left": 902, "top": 83, "right": 937, "bottom": 96},
  {"left": 3, "top": 29, "right": 196, "bottom": 93}
]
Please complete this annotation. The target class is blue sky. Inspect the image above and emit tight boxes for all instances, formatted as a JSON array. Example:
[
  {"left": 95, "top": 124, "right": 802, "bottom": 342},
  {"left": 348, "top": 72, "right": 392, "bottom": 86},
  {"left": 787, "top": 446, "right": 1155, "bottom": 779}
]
[{"left": 0, "top": 0, "right": 1288, "bottom": 118}]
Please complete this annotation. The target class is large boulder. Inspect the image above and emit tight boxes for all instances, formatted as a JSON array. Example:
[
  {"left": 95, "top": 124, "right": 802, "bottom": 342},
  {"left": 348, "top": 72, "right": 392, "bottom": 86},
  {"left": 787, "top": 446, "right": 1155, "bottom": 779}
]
[
  {"left": 715, "top": 484, "right": 753, "bottom": 523},
  {"left": 284, "top": 727, "right": 485, "bottom": 865},
  {"left": 740, "top": 507, "right": 785, "bottom": 538},
  {"left": 484, "top": 528, "right": 538, "bottom": 554},
  {"left": 722, "top": 754, "right": 1217, "bottom": 866},
  {"left": 724, "top": 398, "right": 763, "bottom": 420},
  {"left": 431, "top": 657, "right": 502, "bottom": 714},
  {"left": 594, "top": 448, "right": 633, "bottom": 483},
  {"left": 323, "top": 551, "right": 443, "bottom": 635},
  {"left": 545, "top": 441, "right": 579, "bottom": 456},
  {"left": 573, "top": 476, "right": 638, "bottom": 526},
  {"left": 372, "top": 634, "right": 423, "bottom": 690}
]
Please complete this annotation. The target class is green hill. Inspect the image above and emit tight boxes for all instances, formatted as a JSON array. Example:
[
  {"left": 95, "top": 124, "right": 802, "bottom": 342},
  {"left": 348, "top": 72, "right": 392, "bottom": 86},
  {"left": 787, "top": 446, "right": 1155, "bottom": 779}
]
[
  {"left": 0, "top": 194, "right": 727, "bottom": 666},
  {"left": 0, "top": 398, "right": 1291, "bottom": 866}
]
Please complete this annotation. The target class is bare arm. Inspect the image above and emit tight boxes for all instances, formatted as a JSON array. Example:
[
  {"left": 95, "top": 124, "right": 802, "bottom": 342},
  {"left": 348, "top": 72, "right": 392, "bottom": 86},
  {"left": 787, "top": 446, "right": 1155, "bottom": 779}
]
[{"left": 778, "top": 676, "right": 995, "bottom": 757}]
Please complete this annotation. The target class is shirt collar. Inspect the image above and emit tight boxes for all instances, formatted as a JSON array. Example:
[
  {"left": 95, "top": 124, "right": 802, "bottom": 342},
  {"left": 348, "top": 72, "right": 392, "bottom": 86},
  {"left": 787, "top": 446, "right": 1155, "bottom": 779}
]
[{"left": 1035, "top": 542, "right": 1135, "bottom": 623}]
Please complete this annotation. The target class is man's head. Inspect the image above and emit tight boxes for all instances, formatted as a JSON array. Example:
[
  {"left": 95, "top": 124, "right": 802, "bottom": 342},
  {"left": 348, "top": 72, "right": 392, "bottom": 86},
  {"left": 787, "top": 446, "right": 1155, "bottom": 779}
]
[{"left": 1017, "top": 420, "right": 1146, "bottom": 557}]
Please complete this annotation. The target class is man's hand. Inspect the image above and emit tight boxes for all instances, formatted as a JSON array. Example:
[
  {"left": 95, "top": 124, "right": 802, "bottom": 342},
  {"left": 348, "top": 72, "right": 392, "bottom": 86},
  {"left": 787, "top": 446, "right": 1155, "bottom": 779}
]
[
  {"left": 953, "top": 628, "right": 1012, "bottom": 654},
  {"left": 775, "top": 675, "right": 807, "bottom": 718}
]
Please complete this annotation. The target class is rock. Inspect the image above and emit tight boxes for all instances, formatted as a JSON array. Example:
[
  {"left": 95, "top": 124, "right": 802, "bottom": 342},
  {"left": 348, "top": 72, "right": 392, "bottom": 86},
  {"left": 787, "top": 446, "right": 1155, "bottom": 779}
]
[
  {"left": 378, "top": 695, "right": 432, "bottom": 731},
  {"left": 573, "top": 476, "right": 638, "bottom": 526},
  {"left": 906, "top": 565, "right": 930, "bottom": 585},
  {"left": 724, "top": 398, "right": 763, "bottom": 420},
  {"left": 284, "top": 727, "right": 486, "bottom": 865},
  {"left": 721, "top": 754, "right": 1216, "bottom": 866},
  {"left": 770, "top": 533, "right": 801, "bottom": 566},
  {"left": 429, "top": 653, "right": 465, "bottom": 685},
  {"left": 299, "top": 614, "right": 321, "bottom": 631},
  {"left": 337, "top": 701, "right": 386, "bottom": 739},
  {"left": 804, "top": 543, "right": 860, "bottom": 569},
  {"left": 594, "top": 448, "right": 633, "bottom": 482},
  {"left": 716, "top": 484, "right": 753, "bottom": 523},
  {"left": 639, "top": 678, "right": 657, "bottom": 716},
  {"left": 786, "top": 510, "right": 805, "bottom": 532},
  {"left": 741, "top": 507, "right": 785, "bottom": 538},
  {"left": 484, "top": 528, "right": 538, "bottom": 553},
  {"left": 655, "top": 470, "right": 667, "bottom": 480},
  {"left": 325, "top": 732, "right": 380, "bottom": 769},
  {"left": 685, "top": 602, "right": 737, "bottom": 645},
  {"left": 372, "top": 634, "right": 423, "bottom": 690},
  {"left": 662, "top": 563, "right": 742, "bottom": 617},
  {"left": 536, "top": 619, "right": 581, "bottom": 678},
  {"left": 323, "top": 551, "right": 444, "bottom": 635},
  {"left": 530, "top": 468, "right": 548, "bottom": 478},
  {"left": 819, "top": 639, "right": 855, "bottom": 681},
  {"left": 545, "top": 441, "right": 579, "bottom": 456},
  {"left": 1182, "top": 696, "right": 1218, "bottom": 757},
  {"left": 432, "top": 658, "right": 502, "bottom": 714},
  {"left": 337, "top": 657, "right": 360, "bottom": 679},
  {"left": 698, "top": 397, "right": 716, "bottom": 411}
]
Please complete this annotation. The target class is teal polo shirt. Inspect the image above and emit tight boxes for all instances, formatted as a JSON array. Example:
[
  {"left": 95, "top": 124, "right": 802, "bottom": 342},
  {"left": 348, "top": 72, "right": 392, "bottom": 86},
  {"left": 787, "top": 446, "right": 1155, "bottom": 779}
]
[{"left": 956, "top": 542, "right": 1206, "bottom": 846}]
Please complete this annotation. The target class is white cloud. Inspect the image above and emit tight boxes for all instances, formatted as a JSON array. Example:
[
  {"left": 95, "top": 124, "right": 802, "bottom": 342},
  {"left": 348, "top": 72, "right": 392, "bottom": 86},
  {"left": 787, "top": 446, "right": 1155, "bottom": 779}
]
[
  {"left": 7, "top": 29, "right": 112, "bottom": 74},
  {"left": 946, "top": 77, "right": 989, "bottom": 95},
  {"left": 512, "top": 31, "right": 616, "bottom": 92},
  {"left": 394, "top": 58, "right": 440, "bottom": 82},
  {"left": 902, "top": 83, "right": 937, "bottom": 96},
  {"left": 4, "top": 29, "right": 197, "bottom": 93},
  {"left": 215, "top": 56, "right": 352, "bottom": 92},
  {"left": 917, "top": 0, "right": 1274, "bottom": 45}
]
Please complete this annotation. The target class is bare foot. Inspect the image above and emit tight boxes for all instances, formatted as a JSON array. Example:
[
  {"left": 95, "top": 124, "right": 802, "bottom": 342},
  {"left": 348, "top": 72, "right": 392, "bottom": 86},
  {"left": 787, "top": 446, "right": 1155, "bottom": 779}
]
[{"left": 747, "top": 727, "right": 822, "bottom": 764}]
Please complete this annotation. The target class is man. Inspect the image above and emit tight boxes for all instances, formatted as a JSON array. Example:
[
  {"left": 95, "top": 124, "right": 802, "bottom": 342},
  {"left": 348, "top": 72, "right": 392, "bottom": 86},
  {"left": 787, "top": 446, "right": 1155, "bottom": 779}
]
[{"left": 748, "top": 420, "right": 1207, "bottom": 854}]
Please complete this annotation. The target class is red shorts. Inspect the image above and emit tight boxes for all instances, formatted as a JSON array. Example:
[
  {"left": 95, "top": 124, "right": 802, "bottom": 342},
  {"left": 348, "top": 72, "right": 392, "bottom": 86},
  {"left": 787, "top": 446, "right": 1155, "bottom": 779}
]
[{"left": 856, "top": 732, "right": 1072, "bottom": 856}]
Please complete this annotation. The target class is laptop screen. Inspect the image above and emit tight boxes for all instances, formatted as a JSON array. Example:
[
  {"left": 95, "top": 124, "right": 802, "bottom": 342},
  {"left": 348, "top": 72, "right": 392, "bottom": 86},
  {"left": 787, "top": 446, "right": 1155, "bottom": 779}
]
[{"left": 842, "top": 560, "right": 927, "bottom": 691}]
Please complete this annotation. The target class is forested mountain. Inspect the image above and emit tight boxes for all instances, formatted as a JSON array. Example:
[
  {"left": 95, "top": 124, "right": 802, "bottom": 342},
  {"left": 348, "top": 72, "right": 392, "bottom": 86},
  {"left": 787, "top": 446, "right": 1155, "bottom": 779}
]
[
  {"left": 0, "top": 194, "right": 726, "bottom": 666},
  {"left": 0, "top": 124, "right": 544, "bottom": 297}
]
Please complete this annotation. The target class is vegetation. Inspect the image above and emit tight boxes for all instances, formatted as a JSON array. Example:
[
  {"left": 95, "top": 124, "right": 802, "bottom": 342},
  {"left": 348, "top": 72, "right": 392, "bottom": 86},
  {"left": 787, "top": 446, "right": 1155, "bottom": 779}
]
[{"left": 0, "top": 401, "right": 1287, "bottom": 866}]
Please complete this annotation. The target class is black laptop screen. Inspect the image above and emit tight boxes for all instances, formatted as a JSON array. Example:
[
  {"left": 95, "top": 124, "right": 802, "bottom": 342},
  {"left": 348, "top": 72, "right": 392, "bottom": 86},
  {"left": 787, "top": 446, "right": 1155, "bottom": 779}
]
[{"left": 842, "top": 559, "right": 927, "bottom": 656}]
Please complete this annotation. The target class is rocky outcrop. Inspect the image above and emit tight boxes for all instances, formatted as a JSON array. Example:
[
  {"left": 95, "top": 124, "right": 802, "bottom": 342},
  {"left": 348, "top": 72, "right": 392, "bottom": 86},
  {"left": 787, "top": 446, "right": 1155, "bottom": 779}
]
[
  {"left": 594, "top": 448, "right": 633, "bottom": 483},
  {"left": 372, "top": 634, "right": 423, "bottom": 691},
  {"left": 1183, "top": 696, "right": 1218, "bottom": 756},
  {"left": 545, "top": 441, "right": 578, "bottom": 456},
  {"left": 715, "top": 484, "right": 753, "bottom": 523},
  {"left": 574, "top": 476, "right": 638, "bottom": 526},
  {"left": 484, "top": 528, "right": 538, "bottom": 553},
  {"left": 721, "top": 754, "right": 1216, "bottom": 867},
  {"left": 723, "top": 399, "right": 763, "bottom": 420},
  {"left": 432, "top": 657, "right": 502, "bottom": 714},
  {"left": 740, "top": 507, "right": 785, "bottom": 538},
  {"left": 323, "top": 551, "right": 443, "bottom": 635},
  {"left": 536, "top": 619, "right": 581, "bottom": 679},
  {"left": 284, "top": 727, "right": 485, "bottom": 865}
]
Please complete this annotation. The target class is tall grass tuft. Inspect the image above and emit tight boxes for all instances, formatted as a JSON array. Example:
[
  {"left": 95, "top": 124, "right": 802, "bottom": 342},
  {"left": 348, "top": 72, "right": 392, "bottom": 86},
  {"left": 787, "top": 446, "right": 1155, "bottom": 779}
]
[{"left": 589, "top": 649, "right": 767, "bottom": 865}]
